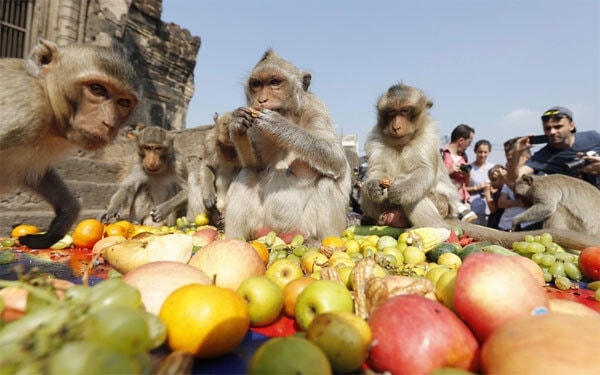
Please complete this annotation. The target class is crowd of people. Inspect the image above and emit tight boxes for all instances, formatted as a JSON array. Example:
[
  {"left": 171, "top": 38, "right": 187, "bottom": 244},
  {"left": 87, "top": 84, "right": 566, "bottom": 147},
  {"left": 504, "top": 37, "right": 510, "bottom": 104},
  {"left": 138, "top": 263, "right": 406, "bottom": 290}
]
[{"left": 449, "top": 106, "right": 600, "bottom": 231}]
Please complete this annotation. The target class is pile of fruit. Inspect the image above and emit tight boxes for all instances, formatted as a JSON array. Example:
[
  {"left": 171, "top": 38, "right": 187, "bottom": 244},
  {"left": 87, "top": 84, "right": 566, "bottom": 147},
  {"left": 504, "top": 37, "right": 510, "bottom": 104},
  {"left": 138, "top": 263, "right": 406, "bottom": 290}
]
[{"left": 1, "top": 216, "right": 600, "bottom": 374}]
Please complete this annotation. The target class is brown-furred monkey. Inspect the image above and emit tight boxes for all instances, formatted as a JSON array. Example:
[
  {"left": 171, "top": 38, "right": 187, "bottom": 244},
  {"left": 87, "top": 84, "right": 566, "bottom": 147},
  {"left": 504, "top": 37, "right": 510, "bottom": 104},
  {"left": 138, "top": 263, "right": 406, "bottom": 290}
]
[
  {"left": 101, "top": 125, "right": 196, "bottom": 227},
  {"left": 513, "top": 174, "right": 600, "bottom": 238},
  {"left": 360, "top": 83, "right": 600, "bottom": 250},
  {"left": 189, "top": 112, "right": 241, "bottom": 228},
  {"left": 225, "top": 50, "right": 351, "bottom": 243},
  {"left": 0, "top": 39, "right": 140, "bottom": 249}
]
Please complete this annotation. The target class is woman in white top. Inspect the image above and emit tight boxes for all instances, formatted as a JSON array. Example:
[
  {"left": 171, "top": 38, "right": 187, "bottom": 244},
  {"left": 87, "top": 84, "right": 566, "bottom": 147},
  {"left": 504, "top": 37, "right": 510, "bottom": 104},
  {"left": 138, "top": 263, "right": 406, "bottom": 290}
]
[{"left": 467, "top": 140, "right": 493, "bottom": 226}]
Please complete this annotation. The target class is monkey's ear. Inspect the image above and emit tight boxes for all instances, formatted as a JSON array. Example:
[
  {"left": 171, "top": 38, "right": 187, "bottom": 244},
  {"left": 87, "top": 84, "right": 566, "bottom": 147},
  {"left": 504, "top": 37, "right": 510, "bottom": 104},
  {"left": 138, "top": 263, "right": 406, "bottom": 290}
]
[
  {"left": 213, "top": 112, "right": 219, "bottom": 123},
  {"left": 522, "top": 174, "right": 534, "bottom": 185},
  {"left": 25, "top": 39, "right": 60, "bottom": 77},
  {"left": 426, "top": 100, "right": 433, "bottom": 109},
  {"left": 302, "top": 73, "right": 312, "bottom": 91}
]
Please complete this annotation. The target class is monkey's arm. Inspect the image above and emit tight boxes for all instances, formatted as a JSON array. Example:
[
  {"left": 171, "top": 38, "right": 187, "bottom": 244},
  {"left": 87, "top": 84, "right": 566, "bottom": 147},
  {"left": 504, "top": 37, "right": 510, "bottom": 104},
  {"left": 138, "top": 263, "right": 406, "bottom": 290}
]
[
  {"left": 512, "top": 189, "right": 559, "bottom": 229},
  {"left": 151, "top": 161, "right": 190, "bottom": 223},
  {"left": 101, "top": 168, "right": 146, "bottom": 222},
  {"left": 197, "top": 161, "right": 218, "bottom": 210},
  {"left": 230, "top": 107, "right": 259, "bottom": 167},
  {"left": 387, "top": 149, "right": 439, "bottom": 207},
  {"left": 253, "top": 109, "right": 347, "bottom": 179},
  {"left": 19, "top": 169, "right": 80, "bottom": 249}
]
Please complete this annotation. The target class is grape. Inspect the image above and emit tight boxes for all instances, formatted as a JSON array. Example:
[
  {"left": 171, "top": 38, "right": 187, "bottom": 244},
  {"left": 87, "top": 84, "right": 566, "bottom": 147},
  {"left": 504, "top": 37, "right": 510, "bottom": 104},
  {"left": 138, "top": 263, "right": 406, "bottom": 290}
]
[
  {"left": 526, "top": 242, "right": 546, "bottom": 254},
  {"left": 524, "top": 235, "right": 535, "bottom": 243},
  {"left": 549, "top": 262, "right": 566, "bottom": 278},
  {"left": 89, "top": 278, "right": 143, "bottom": 310},
  {"left": 539, "top": 233, "right": 553, "bottom": 247},
  {"left": 82, "top": 305, "right": 152, "bottom": 355},
  {"left": 293, "top": 244, "right": 308, "bottom": 257},
  {"left": 540, "top": 254, "right": 556, "bottom": 267},
  {"left": 49, "top": 342, "right": 138, "bottom": 375},
  {"left": 64, "top": 284, "right": 93, "bottom": 305},
  {"left": 144, "top": 311, "right": 167, "bottom": 350},
  {"left": 530, "top": 252, "right": 545, "bottom": 264},
  {"left": 564, "top": 261, "right": 583, "bottom": 281},
  {"left": 554, "top": 276, "right": 572, "bottom": 291},
  {"left": 542, "top": 268, "right": 553, "bottom": 283}
]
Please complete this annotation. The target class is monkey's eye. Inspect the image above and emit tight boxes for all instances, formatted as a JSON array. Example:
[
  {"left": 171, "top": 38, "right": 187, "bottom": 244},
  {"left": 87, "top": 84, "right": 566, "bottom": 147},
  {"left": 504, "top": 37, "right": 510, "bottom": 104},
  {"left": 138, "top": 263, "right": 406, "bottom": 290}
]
[
  {"left": 117, "top": 98, "right": 132, "bottom": 108},
  {"left": 399, "top": 107, "right": 412, "bottom": 117},
  {"left": 249, "top": 79, "right": 262, "bottom": 90},
  {"left": 269, "top": 78, "right": 283, "bottom": 87},
  {"left": 384, "top": 109, "right": 397, "bottom": 119},
  {"left": 89, "top": 83, "right": 109, "bottom": 98}
]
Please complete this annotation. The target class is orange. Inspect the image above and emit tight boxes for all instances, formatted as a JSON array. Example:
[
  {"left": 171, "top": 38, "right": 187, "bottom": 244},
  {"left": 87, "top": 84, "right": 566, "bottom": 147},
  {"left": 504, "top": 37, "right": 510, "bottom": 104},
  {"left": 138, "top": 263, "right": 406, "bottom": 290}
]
[
  {"left": 115, "top": 220, "right": 134, "bottom": 238},
  {"left": 72, "top": 218, "right": 105, "bottom": 248},
  {"left": 159, "top": 284, "right": 250, "bottom": 358},
  {"left": 11, "top": 224, "right": 40, "bottom": 238},
  {"left": 283, "top": 276, "right": 316, "bottom": 317},
  {"left": 104, "top": 223, "right": 128, "bottom": 237},
  {"left": 251, "top": 240, "right": 270, "bottom": 265},
  {"left": 321, "top": 236, "right": 345, "bottom": 248}
]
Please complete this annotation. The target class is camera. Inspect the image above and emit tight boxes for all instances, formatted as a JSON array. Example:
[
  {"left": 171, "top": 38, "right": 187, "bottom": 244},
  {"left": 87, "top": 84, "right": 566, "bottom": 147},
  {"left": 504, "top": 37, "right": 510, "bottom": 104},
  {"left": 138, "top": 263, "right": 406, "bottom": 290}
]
[
  {"left": 459, "top": 164, "right": 473, "bottom": 173},
  {"left": 562, "top": 151, "right": 599, "bottom": 171}
]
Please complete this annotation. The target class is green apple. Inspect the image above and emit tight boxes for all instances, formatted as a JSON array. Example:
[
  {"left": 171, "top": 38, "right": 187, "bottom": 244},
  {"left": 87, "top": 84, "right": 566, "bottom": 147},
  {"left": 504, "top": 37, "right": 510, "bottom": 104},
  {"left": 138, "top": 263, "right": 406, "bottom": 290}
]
[
  {"left": 337, "top": 266, "right": 354, "bottom": 289},
  {"left": 306, "top": 310, "right": 372, "bottom": 373},
  {"left": 301, "top": 251, "right": 329, "bottom": 274},
  {"left": 248, "top": 336, "right": 332, "bottom": 375},
  {"left": 382, "top": 246, "right": 404, "bottom": 265},
  {"left": 295, "top": 279, "right": 354, "bottom": 330},
  {"left": 265, "top": 258, "right": 303, "bottom": 289},
  {"left": 237, "top": 276, "right": 284, "bottom": 327}
]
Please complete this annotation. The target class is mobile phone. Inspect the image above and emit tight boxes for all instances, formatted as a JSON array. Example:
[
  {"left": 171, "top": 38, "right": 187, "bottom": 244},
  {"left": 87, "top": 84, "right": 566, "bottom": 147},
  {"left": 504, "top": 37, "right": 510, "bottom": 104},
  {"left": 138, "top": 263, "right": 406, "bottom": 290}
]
[{"left": 529, "top": 135, "right": 548, "bottom": 144}]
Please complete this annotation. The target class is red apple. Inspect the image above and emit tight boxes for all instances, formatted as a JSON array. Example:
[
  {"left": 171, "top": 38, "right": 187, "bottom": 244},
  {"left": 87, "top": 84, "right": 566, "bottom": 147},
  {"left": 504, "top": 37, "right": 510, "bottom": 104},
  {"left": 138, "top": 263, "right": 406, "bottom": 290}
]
[
  {"left": 188, "top": 239, "right": 266, "bottom": 290},
  {"left": 368, "top": 294, "right": 479, "bottom": 375},
  {"left": 579, "top": 246, "right": 600, "bottom": 281},
  {"left": 191, "top": 226, "right": 220, "bottom": 248},
  {"left": 454, "top": 252, "right": 549, "bottom": 343}
]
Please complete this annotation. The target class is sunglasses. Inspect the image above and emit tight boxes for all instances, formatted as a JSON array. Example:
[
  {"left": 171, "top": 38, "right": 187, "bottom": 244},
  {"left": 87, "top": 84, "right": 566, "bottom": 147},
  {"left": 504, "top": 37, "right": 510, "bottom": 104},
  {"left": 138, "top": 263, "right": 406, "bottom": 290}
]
[{"left": 541, "top": 110, "right": 572, "bottom": 122}]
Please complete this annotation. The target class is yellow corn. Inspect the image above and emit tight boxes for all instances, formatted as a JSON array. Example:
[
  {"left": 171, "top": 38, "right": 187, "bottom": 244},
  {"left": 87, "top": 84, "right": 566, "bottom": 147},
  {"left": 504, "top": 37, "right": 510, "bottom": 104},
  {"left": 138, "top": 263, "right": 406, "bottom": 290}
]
[{"left": 406, "top": 227, "right": 451, "bottom": 253}]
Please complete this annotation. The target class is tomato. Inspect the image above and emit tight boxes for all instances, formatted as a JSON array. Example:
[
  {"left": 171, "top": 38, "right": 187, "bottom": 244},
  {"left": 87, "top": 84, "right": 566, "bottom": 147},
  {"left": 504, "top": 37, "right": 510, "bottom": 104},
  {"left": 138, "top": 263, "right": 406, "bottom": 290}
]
[{"left": 579, "top": 246, "right": 600, "bottom": 282}]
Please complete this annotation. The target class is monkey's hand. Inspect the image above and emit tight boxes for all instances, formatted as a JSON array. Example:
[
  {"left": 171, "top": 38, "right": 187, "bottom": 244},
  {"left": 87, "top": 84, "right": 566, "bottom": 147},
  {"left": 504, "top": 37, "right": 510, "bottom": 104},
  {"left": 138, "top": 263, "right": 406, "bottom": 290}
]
[
  {"left": 230, "top": 107, "right": 256, "bottom": 135},
  {"left": 100, "top": 210, "right": 121, "bottom": 224},
  {"left": 203, "top": 192, "right": 218, "bottom": 211},
  {"left": 150, "top": 204, "right": 170, "bottom": 223},
  {"left": 363, "top": 179, "right": 386, "bottom": 202}
]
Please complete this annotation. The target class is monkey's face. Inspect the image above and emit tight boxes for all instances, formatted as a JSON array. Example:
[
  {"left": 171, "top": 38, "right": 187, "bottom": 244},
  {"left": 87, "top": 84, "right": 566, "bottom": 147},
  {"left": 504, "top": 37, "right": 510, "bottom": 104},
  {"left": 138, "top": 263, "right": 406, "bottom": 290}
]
[
  {"left": 67, "top": 81, "right": 138, "bottom": 150},
  {"left": 379, "top": 106, "right": 416, "bottom": 139},
  {"left": 139, "top": 144, "right": 168, "bottom": 174},
  {"left": 247, "top": 71, "right": 292, "bottom": 113}
]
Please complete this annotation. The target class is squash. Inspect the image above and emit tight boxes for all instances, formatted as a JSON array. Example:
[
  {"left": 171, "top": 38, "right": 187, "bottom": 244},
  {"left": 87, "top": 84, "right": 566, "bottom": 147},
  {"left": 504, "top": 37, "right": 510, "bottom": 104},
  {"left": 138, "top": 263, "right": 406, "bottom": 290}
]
[{"left": 481, "top": 313, "right": 600, "bottom": 374}]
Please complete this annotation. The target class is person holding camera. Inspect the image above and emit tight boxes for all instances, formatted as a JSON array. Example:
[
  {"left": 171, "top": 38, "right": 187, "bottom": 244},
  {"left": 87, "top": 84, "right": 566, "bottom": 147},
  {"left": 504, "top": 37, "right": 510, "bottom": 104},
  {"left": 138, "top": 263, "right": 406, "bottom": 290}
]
[
  {"left": 506, "top": 106, "right": 600, "bottom": 189},
  {"left": 466, "top": 140, "right": 494, "bottom": 226},
  {"left": 441, "top": 124, "right": 477, "bottom": 221}
]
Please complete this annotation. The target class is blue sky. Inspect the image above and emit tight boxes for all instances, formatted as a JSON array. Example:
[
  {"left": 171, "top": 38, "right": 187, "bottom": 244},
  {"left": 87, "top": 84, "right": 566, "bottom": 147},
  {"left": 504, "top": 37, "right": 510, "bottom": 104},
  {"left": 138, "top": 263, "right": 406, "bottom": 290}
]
[{"left": 162, "top": 0, "right": 599, "bottom": 165}]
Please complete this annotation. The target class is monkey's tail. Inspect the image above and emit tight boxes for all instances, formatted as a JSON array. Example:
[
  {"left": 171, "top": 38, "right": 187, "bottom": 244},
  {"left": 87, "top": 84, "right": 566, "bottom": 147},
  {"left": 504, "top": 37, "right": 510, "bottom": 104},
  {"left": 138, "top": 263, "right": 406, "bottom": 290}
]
[{"left": 447, "top": 219, "right": 600, "bottom": 251}]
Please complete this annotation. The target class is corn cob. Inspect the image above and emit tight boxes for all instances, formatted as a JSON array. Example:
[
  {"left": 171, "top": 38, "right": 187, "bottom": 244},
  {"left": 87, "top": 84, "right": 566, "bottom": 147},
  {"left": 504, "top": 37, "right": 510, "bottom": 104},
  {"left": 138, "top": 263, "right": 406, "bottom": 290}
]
[{"left": 406, "top": 227, "right": 451, "bottom": 253}]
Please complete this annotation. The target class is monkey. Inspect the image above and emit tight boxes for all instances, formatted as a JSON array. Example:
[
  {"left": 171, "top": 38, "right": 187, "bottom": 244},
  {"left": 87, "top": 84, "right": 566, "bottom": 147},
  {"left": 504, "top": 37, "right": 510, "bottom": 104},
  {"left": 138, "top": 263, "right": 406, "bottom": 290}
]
[
  {"left": 100, "top": 125, "right": 192, "bottom": 227},
  {"left": 187, "top": 112, "right": 242, "bottom": 228},
  {"left": 512, "top": 174, "right": 600, "bottom": 237},
  {"left": 360, "top": 83, "right": 459, "bottom": 229},
  {"left": 359, "top": 82, "right": 600, "bottom": 250},
  {"left": 224, "top": 49, "right": 352, "bottom": 243},
  {"left": 0, "top": 39, "right": 140, "bottom": 249}
]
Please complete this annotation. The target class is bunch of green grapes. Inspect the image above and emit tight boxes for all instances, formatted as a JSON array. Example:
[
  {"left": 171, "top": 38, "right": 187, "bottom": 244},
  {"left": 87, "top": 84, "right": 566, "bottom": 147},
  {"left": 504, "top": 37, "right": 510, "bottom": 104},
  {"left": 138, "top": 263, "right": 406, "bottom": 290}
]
[
  {"left": 0, "top": 277, "right": 165, "bottom": 375},
  {"left": 512, "top": 233, "right": 582, "bottom": 290}
]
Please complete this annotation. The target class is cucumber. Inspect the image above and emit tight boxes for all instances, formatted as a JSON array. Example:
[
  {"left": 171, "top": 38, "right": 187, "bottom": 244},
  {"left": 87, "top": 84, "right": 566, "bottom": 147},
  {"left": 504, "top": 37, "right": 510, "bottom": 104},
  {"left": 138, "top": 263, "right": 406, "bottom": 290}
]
[
  {"left": 481, "top": 244, "right": 518, "bottom": 257},
  {"left": 458, "top": 241, "right": 491, "bottom": 260},
  {"left": 427, "top": 242, "right": 462, "bottom": 263},
  {"left": 345, "top": 225, "right": 407, "bottom": 238}
]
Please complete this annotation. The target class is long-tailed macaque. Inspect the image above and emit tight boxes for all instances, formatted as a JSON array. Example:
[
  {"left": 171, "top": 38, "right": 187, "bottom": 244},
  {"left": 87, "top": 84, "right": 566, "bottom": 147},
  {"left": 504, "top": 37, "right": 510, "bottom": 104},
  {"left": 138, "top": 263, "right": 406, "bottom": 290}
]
[
  {"left": 513, "top": 174, "right": 600, "bottom": 237},
  {"left": 101, "top": 125, "right": 192, "bottom": 226},
  {"left": 360, "top": 82, "right": 600, "bottom": 250},
  {"left": 225, "top": 50, "right": 351, "bottom": 242},
  {"left": 191, "top": 112, "right": 241, "bottom": 227},
  {"left": 0, "top": 39, "right": 140, "bottom": 249}
]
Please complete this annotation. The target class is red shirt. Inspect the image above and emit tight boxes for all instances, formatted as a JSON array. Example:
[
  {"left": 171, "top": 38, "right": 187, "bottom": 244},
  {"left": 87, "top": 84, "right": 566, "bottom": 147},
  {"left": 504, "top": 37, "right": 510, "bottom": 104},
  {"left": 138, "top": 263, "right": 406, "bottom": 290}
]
[{"left": 441, "top": 146, "right": 470, "bottom": 202}]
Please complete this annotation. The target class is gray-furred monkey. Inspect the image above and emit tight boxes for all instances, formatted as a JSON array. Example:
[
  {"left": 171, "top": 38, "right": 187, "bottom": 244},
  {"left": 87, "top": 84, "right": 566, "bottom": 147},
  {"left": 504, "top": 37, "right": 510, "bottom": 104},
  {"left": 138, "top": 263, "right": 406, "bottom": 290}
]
[
  {"left": 0, "top": 39, "right": 140, "bottom": 249},
  {"left": 360, "top": 82, "right": 600, "bottom": 250},
  {"left": 225, "top": 50, "right": 351, "bottom": 242},
  {"left": 512, "top": 174, "right": 600, "bottom": 237},
  {"left": 101, "top": 125, "right": 193, "bottom": 227}
]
